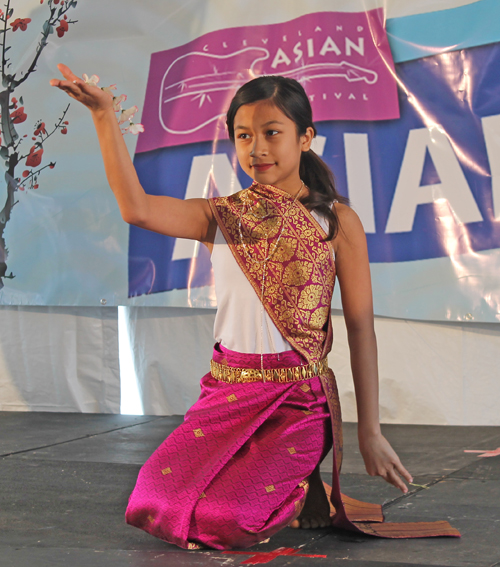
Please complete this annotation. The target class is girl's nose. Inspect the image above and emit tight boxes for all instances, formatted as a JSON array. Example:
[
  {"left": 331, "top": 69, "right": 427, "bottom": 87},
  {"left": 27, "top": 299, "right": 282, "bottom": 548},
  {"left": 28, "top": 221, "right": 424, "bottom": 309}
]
[{"left": 250, "top": 137, "right": 267, "bottom": 157}]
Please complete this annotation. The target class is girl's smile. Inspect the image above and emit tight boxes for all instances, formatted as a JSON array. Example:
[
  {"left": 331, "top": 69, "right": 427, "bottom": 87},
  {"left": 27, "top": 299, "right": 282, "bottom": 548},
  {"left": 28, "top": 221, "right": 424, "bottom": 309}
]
[{"left": 251, "top": 163, "right": 275, "bottom": 172}]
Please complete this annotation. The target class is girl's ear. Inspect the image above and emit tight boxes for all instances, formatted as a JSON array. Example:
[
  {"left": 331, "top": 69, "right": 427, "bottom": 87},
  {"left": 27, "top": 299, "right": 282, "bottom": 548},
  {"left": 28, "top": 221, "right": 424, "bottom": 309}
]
[{"left": 301, "top": 126, "right": 315, "bottom": 152}]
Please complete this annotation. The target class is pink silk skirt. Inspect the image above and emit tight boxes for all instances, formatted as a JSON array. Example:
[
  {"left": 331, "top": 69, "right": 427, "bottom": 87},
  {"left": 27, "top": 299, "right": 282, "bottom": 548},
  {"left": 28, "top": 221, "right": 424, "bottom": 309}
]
[{"left": 125, "top": 344, "right": 333, "bottom": 550}]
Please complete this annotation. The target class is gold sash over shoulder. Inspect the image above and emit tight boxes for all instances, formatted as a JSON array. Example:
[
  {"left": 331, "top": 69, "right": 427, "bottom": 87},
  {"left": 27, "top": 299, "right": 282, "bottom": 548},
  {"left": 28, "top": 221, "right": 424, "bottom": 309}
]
[{"left": 209, "top": 182, "right": 335, "bottom": 365}]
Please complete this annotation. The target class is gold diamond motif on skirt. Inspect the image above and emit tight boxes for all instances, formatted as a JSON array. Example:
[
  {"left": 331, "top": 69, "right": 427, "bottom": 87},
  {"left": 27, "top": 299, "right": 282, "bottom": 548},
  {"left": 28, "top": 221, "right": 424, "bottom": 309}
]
[
  {"left": 300, "top": 383, "right": 311, "bottom": 392},
  {"left": 227, "top": 394, "right": 238, "bottom": 403},
  {"left": 193, "top": 428, "right": 205, "bottom": 437},
  {"left": 161, "top": 467, "right": 172, "bottom": 475},
  {"left": 287, "top": 447, "right": 297, "bottom": 455},
  {"left": 265, "top": 484, "right": 276, "bottom": 493},
  {"left": 147, "top": 515, "right": 155, "bottom": 524},
  {"left": 302, "top": 410, "right": 313, "bottom": 415}
]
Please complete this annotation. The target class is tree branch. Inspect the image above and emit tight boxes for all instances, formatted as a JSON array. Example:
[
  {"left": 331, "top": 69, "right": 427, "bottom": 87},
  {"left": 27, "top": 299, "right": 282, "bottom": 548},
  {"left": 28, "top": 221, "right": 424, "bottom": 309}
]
[
  {"left": 40, "top": 103, "right": 70, "bottom": 144},
  {"left": 17, "top": 103, "right": 70, "bottom": 161},
  {"left": 10, "top": 1, "right": 78, "bottom": 90},
  {"left": 1, "top": 0, "right": 10, "bottom": 81},
  {"left": 18, "top": 161, "right": 56, "bottom": 187}
]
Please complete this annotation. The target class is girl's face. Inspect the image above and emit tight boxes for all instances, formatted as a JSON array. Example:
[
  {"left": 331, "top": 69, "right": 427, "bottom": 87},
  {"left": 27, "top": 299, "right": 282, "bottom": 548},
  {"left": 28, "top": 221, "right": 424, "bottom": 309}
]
[{"left": 233, "top": 100, "right": 314, "bottom": 196}]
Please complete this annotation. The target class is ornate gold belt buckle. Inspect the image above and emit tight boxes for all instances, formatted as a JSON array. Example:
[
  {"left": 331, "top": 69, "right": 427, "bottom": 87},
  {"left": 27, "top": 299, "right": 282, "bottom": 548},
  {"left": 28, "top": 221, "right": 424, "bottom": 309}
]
[{"left": 240, "top": 368, "right": 262, "bottom": 381}]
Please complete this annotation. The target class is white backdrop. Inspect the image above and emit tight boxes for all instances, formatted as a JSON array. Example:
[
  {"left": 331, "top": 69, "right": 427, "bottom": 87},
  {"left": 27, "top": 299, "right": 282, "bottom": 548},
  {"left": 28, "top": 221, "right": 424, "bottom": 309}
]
[
  {"left": 1, "top": 305, "right": 499, "bottom": 426},
  {"left": 0, "top": 306, "right": 119, "bottom": 412}
]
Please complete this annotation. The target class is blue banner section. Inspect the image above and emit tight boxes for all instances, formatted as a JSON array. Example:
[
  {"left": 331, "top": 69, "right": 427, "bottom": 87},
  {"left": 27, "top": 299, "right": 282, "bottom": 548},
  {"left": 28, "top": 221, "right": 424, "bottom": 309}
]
[
  {"left": 387, "top": 0, "right": 500, "bottom": 63},
  {"left": 131, "top": 40, "right": 500, "bottom": 296},
  {"left": 129, "top": 142, "right": 226, "bottom": 296}
]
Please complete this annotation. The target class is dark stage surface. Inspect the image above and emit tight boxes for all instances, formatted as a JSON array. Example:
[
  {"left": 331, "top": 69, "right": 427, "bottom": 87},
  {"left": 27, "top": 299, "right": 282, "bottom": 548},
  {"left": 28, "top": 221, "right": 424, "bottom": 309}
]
[{"left": 1, "top": 412, "right": 499, "bottom": 567}]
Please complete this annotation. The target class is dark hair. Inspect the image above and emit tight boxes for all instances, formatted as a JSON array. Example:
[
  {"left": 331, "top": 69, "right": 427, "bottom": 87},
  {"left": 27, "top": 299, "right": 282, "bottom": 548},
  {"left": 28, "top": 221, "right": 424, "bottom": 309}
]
[{"left": 226, "top": 75, "right": 348, "bottom": 241}]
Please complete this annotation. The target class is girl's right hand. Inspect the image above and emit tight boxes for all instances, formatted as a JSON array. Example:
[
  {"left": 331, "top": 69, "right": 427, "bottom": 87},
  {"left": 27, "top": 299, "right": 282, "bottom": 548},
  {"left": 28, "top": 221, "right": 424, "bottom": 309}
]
[{"left": 49, "top": 63, "right": 113, "bottom": 115}]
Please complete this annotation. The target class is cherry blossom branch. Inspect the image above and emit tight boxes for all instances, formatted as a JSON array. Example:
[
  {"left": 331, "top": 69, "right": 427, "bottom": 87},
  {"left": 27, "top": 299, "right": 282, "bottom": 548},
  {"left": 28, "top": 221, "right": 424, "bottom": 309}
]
[
  {"left": 1, "top": 0, "right": 11, "bottom": 81},
  {"left": 18, "top": 161, "right": 56, "bottom": 188},
  {"left": 0, "top": 1, "right": 80, "bottom": 287},
  {"left": 41, "top": 102, "right": 70, "bottom": 142},
  {"left": 10, "top": 2, "right": 77, "bottom": 90},
  {"left": 18, "top": 103, "right": 70, "bottom": 160}
]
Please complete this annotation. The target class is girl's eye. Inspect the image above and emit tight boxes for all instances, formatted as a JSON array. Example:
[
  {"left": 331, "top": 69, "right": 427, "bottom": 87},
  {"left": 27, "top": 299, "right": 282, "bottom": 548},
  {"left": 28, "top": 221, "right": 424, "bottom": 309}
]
[
  {"left": 267, "top": 130, "right": 279, "bottom": 136},
  {"left": 237, "top": 133, "right": 250, "bottom": 139}
]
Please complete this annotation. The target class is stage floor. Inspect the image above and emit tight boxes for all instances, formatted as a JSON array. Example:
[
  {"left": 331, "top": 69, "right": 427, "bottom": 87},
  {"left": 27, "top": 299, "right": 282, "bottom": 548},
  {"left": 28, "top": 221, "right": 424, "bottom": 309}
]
[{"left": 1, "top": 412, "right": 499, "bottom": 567}]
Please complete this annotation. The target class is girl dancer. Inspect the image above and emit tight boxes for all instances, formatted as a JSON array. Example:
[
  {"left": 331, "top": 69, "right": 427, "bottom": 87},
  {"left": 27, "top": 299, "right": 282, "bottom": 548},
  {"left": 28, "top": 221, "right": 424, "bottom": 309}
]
[{"left": 51, "top": 65, "right": 459, "bottom": 550}]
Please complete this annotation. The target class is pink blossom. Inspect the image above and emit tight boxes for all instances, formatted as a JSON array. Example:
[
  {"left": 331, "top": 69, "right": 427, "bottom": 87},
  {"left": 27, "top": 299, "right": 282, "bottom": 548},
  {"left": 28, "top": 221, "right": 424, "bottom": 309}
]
[
  {"left": 11, "top": 106, "right": 27, "bottom": 124},
  {"left": 112, "top": 94, "right": 127, "bottom": 112},
  {"left": 34, "top": 122, "right": 47, "bottom": 136},
  {"left": 56, "top": 19, "right": 69, "bottom": 38},
  {"left": 125, "top": 123, "right": 145, "bottom": 135},
  {"left": 118, "top": 106, "right": 138, "bottom": 125},
  {"left": 82, "top": 74, "right": 100, "bottom": 87},
  {"left": 10, "top": 18, "right": 31, "bottom": 32},
  {"left": 102, "top": 84, "right": 117, "bottom": 96},
  {"left": 26, "top": 146, "right": 43, "bottom": 168}
]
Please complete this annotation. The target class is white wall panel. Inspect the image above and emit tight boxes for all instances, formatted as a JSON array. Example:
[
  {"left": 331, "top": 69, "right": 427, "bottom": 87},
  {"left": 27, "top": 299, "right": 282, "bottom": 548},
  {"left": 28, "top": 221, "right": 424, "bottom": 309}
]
[
  {"left": 331, "top": 312, "right": 500, "bottom": 425},
  {"left": 0, "top": 307, "right": 119, "bottom": 413},
  {"left": 124, "top": 307, "right": 215, "bottom": 416},
  {"left": 0, "top": 306, "right": 498, "bottom": 425}
]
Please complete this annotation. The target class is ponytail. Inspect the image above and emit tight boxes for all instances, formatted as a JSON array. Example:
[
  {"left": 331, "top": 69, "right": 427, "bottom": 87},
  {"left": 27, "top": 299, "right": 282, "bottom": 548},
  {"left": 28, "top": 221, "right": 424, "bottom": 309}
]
[{"left": 299, "top": 149, "right": 349, "bottom": 241}]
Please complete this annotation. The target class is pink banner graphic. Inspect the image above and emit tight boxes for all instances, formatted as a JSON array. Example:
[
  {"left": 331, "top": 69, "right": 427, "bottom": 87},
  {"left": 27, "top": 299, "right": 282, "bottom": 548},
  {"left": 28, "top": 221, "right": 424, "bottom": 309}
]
[{"left": 136, "top": 9, "right": 399, "bottom": 153}]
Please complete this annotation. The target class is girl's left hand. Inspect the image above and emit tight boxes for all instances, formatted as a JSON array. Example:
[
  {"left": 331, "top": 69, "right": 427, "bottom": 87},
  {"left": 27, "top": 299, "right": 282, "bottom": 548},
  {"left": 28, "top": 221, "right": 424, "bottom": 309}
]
[{"left": 358, "top": 431, "right": 413, "bottom": 493}]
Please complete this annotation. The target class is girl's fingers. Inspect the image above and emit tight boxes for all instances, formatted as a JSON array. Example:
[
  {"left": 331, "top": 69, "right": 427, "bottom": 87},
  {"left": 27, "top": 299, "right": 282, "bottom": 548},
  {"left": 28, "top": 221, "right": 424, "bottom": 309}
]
[
  {"left": 53, "top": 80, "right": 82, "bottom": 98},
  {"left": 386, "top": 468, "right": 408, "bottom": 493},
  {"left": 50, "top": 64, "right": 86, "bottom": 93},
  {"left": 395, "top": 461, "right": 413, "bottom": 484},
  {"left": 50, "top": 77, "right": 95, "bottom": 102},
  {"left": 57, "top": 63, "right": 79, "bottom": 82}
]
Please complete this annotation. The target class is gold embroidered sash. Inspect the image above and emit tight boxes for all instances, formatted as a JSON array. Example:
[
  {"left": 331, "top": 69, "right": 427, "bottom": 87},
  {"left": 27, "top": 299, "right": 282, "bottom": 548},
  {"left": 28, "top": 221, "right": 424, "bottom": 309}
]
[{"left": 209, "top": 182, "right": 335, "bottom": 364}]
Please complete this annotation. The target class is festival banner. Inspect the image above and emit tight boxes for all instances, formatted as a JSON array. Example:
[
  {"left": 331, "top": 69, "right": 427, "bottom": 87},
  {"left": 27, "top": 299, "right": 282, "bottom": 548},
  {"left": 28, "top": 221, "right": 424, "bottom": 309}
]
[
  {"left": 1, "top": 0, "right": 499, "bottom": 322},
  {"left": 129, "top": 1, "right": 500, "bottom": 322}
]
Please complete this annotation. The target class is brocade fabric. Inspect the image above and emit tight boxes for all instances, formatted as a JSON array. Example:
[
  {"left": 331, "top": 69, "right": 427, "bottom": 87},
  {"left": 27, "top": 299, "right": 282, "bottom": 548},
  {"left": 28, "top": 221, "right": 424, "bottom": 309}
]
[{"left": 126, "top": 183, "right": 460, "bottom": 548}]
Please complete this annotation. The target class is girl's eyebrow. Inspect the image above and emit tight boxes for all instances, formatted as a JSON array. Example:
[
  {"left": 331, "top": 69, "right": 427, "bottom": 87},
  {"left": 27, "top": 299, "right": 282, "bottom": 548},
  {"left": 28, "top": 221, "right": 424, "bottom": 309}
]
[
  {"left": 262, "top": 120, "right": 285, "bottom": 127},
  {"left": 234, "top": 120, "right": 285, "bottom": 131}
]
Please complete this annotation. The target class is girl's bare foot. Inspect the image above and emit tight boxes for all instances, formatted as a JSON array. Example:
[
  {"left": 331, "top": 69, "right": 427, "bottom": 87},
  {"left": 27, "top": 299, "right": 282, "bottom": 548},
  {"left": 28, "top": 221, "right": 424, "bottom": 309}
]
[{"left": 289, "top": 465, "right": 331, "bottom": 529}]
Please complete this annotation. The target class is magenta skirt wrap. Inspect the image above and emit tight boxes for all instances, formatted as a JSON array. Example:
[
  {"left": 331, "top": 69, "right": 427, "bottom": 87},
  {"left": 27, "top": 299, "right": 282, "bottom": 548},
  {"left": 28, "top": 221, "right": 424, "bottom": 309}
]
[{"left": 125, "top": 345, "right": 333, "bottom": 550}]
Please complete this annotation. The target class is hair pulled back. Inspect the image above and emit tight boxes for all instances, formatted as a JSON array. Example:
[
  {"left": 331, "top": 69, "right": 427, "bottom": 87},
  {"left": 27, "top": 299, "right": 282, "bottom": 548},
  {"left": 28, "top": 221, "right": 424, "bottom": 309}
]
[{"left": 226, "top": 75, "right": 348, "bottom": 241}]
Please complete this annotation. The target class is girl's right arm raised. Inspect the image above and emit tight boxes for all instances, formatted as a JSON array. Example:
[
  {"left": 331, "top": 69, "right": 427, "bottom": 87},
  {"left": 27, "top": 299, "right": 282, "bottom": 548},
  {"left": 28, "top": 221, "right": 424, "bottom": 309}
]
[{"left": 50, "top": 64, "right": 215, "bottom": 248}]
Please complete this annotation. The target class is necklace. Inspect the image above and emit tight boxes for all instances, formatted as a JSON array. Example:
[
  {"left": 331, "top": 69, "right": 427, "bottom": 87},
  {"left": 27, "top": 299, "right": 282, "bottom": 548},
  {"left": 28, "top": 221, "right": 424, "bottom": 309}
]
[{"left": 237, "top": 181, "right": 304, "bottom": 381}]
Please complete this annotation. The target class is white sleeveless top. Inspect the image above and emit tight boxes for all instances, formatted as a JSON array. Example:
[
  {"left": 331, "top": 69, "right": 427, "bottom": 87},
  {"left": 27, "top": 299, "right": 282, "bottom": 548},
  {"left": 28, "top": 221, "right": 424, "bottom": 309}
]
[{"left": 211, "top": 212, "right": 331, "bottom": 354}]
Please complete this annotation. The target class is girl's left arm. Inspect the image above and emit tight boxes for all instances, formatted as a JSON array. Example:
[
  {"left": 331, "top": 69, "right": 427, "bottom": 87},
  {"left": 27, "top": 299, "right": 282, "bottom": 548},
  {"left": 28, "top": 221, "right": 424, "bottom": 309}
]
[{"left": 333, "top": 204, "right": 413, "bottom": 493}]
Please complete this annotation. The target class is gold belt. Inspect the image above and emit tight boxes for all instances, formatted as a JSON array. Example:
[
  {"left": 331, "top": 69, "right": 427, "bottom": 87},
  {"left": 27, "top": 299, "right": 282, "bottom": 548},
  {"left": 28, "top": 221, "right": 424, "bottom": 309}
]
[{"left": 210, "top": 357, "right": 328, "bottom": 384}]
